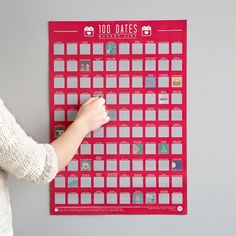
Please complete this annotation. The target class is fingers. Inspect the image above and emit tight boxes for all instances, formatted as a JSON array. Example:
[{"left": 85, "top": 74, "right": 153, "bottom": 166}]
[
  {"left": 94, "top": 97, "right": 105, "bottom": 105},
  {"left": 104, "top": 116, "right": 110, "bottom": 123},
  {"left": 83, "top": 96, "right": 98, "bottom": 105},
  {"left": 103, "top": 104, "right": 108, "bottom": 112},
  {"left": 85, "top": 96, "right": 105, "bottom": 106},
  {"left": 102, "top": 106, "right": 110, "bottom": 123},
  {"left": 102, "top": 113, "right": 110, "bottom": 123},
  {"left": 103, "top": 104, "right": 109, "bottom": 118},
  {"left": 88, "top": 96, "right": 110, "bottom": 124}
]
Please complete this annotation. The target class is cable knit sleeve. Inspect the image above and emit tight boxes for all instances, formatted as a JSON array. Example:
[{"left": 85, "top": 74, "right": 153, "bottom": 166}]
[{"left": 0, "top": 98, "right": 58, "bottom": 184}]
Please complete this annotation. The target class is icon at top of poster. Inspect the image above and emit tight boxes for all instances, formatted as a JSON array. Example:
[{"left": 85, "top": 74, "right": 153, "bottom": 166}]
[
  {"left": 84, "top": 26, "right": 94, "bottom": 37},
  {"left": 142, "top": 26, "right": 152, "bottom": 36}
]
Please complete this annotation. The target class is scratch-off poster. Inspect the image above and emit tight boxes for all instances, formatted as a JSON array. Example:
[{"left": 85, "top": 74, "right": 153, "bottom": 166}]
[{"left": 49, "top": 20, "right": 187, "bottom": 215}]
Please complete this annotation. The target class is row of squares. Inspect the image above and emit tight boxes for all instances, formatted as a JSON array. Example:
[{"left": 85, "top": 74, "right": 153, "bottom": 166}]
[
  {"left": 79, "top": 143, "right": 183, "bottom": 155},
  {"left": 53, "top": 107, "right": 183, "bottom": 122},
  {"left": 54, "top": 75, "right": 183, "bottom": 88},
  {"left": 55, "top": 175, "right": 183, "bottom": 189},
  {"left": 55, "top": 124, "right": 183, "bottom": 138},
  {"left": 54, "top": 93, "right": 183, "bottom": 106},
  {"left": 54, "top": 42, "right": 183, "bottom": 55},
  {"left": 66, "top": 159, "right": 182, "bottom": 172},
  {"left": 54, "top": 192, "right": 183, "bottom": 205},
  {"left": 54, "top": 58, "right": 183, "bottom": 72}
]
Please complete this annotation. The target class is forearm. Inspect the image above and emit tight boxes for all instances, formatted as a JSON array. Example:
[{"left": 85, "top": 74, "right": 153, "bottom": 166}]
[
  {"left": 51, "top": 119, "right": 88, "bottom": 171},
  {"left": 0, "top": 98, "right": 58, "bottom": 183}
]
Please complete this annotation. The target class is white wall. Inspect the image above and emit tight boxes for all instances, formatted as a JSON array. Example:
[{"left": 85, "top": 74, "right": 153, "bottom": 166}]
[{"left": 0, "top": 0, "right": 236, "bottom": 235}]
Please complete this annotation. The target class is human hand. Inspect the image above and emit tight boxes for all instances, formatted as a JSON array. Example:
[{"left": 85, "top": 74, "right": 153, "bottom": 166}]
[{"left": 75, "top": 97, "right": 109, "bottom": 134}]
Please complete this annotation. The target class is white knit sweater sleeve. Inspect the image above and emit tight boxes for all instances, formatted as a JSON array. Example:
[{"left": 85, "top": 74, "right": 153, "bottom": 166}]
[{"left": 0, "top": 98, "right": 58, "bottom": 184}]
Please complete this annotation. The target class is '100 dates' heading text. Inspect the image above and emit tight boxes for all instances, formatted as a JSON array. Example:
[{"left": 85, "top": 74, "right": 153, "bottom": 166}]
[{"left": 98, "top": 24, "right": 138, "bottom": 35}]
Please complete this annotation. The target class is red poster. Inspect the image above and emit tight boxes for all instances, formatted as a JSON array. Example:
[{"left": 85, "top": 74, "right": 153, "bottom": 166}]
[{"left": 49, "top": 20, "right": 187, "bottom": 215}]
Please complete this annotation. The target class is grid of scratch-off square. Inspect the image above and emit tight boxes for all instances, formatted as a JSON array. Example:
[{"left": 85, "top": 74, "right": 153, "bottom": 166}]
[{"left": 49, "top": 20, "right": 187, "bottom": 215}]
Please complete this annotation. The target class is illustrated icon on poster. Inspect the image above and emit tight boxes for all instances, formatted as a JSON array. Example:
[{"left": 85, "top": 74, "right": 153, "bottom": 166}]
[
  {"left": 84, "top": 26, "right": 94, "bottom": 37},
  {"left": 142, "top": 26, "right": 152, "bottom": 36}
]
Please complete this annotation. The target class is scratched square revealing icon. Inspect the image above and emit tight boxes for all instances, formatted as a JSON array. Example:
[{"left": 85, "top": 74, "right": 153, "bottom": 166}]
[
  {"left": 49, "top": 20, "right": 187, "bottom": 215},
  {"left": 106, "top": 43, "right": 116, "bottom": 54},
  {"left": 132, "top": 143, "right": 143, "bottom": 154}
]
